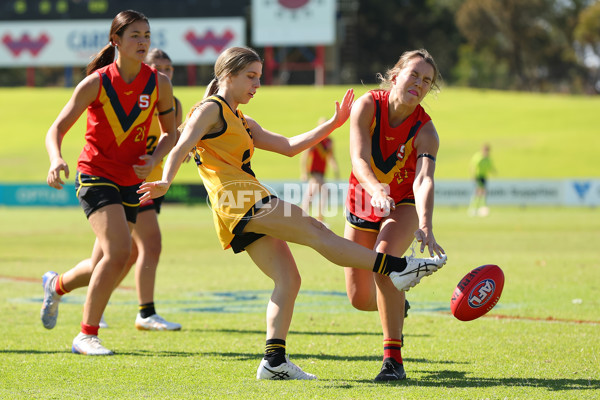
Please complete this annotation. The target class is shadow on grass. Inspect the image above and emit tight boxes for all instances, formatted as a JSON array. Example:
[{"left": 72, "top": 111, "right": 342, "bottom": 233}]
[
  {"left": 4, "top": 348, "right": 595, "bottom": 391},
  {"left": 341, "top": 370, "right": 600, "bottom": 391},
  {"left": 187, "top": 327, "right": 432, "bottom": 338}
]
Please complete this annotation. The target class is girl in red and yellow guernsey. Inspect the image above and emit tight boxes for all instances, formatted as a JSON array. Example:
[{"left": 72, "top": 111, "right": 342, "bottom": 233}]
[
  {"left": 43, "top": 10, "right": 177, "bottom": 355},
  {"left": 343, "top": 49, "right": 446, "bottom": 381},
  {"left": 139, "top": 46, "right": 446, "bottom": 380}
]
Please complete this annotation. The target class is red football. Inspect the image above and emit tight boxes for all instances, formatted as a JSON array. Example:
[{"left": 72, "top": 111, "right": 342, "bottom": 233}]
[{"left": 451, "top": 264, "right": 504, "bottom": 321}]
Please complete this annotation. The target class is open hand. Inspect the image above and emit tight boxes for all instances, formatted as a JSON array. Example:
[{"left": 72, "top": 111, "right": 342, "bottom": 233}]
[
  {"left": 414, "top": 227, "right": 445, "bottom": 257},
  {"left": 331, "top": 89, "right": 355, "bottom": 129},
  {"left": 138, "top": 180, "right": 170, "bottom": 203}
]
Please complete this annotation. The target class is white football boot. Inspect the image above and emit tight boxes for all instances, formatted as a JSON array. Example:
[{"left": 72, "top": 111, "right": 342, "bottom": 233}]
[
  {"left": 99, "top": 314, "right": 109, "bottom": 329},
  {"left": 40, "top": 271, "right": 61, "bottom": 329},
  {"left": 256, "top": 355, "right": 317, "bottom": 380},
  {"left": 135, "top": 313, "right": 182, "bottom": 331},
  {"left": 72, "top": 332, "right": 114, "bottom": 356},
  {"left": 390, "top": 253, "right": 447, "bottom": 292}
]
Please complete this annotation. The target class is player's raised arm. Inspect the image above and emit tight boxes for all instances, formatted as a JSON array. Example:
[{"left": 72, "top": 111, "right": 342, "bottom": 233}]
[
  {"left": 250, "top": 88, "right": 354, "bottom": 157},
  {"left": 138, "top": 101, "right": 221, "bottom": 202}
]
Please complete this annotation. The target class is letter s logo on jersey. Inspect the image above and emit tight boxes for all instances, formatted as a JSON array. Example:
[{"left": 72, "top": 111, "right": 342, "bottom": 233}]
[
  {"left": 397, "top": 144, "right": 405, "bottom": 160},
  {"left": 139, "top": 94, "right": 150, "bottom": 109}
]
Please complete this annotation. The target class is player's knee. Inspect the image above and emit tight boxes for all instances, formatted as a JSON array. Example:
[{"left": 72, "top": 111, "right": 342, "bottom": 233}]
[
  {"left": 347, "top": 291, "right": 376, "bottom": 311},
  {"left": 142, "top": 232, "right": 162, "bottom": 259},
  {"left": 303, "top": 218, "right": 334, "bottom": 248},
  {"left": 273, "top": 269, "right": 301, "bottom": 296}
]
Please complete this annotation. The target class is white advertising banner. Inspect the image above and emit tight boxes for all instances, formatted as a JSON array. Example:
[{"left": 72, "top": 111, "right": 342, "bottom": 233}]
[
  {"left": 0, "top": 18, "right": 245, "bottom": 67},
  {"left": 251, "top": 0, "right": 336, "bottom": 46},
  {"left": 434, "top": 179, "right": 600, "bottom": 206},
  {"left": 270, "top": 179, "right": 600, "bottom": 207}
]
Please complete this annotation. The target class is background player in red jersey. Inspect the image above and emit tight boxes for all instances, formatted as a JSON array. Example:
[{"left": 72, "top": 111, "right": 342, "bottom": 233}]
[
  {"left": 342, "top": 49, "right": 446, "bottom": 381},
  {"left": 54, "top": 48, "right": 184, "bottom": 332},
  {"left": 300, "top": 117, "right": 339, "bottom": 226},
  {"left": 42, "top": 10, "right": 178, "bottom": 355}
]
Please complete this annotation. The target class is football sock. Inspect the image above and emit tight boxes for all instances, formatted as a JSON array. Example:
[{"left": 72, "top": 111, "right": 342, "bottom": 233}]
[
  {"left": 139, "top": 302, "right": 156, "bottom": 319},
  {"left": 264, "top": 338, "right": 286, "bottom": 367},
  {"left": 383, "top": 337, "right": 403, "bottom": 364},
  {"left": 81, "top": 322, "right": 99, "bottom": 336},
  {"left": 55, "top": 274, "right": 69, "bottom": 296},
  {"left": 373, "top": 253, "right": 408, "bottom": 276}
]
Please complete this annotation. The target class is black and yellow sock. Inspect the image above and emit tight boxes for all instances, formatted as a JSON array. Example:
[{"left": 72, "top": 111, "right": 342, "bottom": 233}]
[
  {"left": 264, "top": 338, "right": 286, "bottom": 367},
  {"left": 139, "top": 302, "right": 156, "bottom": 319},
  {"left": 373, "top": 253, "right": 408, "bottom": 276}
]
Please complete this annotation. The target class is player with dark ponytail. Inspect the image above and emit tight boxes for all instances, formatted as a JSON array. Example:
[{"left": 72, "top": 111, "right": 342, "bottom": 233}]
[{"left": 42, "top": 10, "right": 178, "bottom": 355}]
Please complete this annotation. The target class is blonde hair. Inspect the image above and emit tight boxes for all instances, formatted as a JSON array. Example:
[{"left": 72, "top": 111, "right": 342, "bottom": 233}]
[
  {"left": 203, "top": 46, "right": 262, "bottom": 99},
  {"left": 179, "top": 47, "right": 262, "bottom": 135},
  {"left": 376, "top": 48, "right": 442, "bottom": 94}
]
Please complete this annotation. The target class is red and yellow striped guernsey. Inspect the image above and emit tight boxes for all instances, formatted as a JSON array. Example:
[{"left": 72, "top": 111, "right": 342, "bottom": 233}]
[
  {"left": 77, "top": 62, "right": 159, "bottom": 186},
  {"left": 346, "top": 89, "right": 431, "bottom": 222}
]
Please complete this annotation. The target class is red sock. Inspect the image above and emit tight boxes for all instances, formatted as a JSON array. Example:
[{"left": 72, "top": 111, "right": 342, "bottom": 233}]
[
  {"left": 383, "top": 337, "right": 403, "bottom": 364},
  {"left": 55, "top": 274, "right": 69, "bottom": 296},
  {"left": 81, "top": 322, "right": 99, "bottom": 336}
]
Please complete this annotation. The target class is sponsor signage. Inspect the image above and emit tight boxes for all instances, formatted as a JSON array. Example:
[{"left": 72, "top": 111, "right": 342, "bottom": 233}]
[
  {"left": 251, "top": 0, "right": 335, "bottom": 46},
  {"left": 1, "top": 179, "right": 599, "bottom": 206},
  {"left": 0, "top": 17, "right": 245, "bottom": 66}
]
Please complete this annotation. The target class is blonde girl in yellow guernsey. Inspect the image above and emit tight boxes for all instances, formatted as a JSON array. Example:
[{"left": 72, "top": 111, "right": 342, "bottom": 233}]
[{"left": 139, "top": 46, "right": 446, "bottom": 380}]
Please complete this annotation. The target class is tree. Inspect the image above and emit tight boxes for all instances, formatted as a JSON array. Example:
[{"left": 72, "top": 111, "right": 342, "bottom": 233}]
[
  {"left": 575, "top": 1, "right": 600, "bottom": 59},
  {"left": 350, "top": 0, "right": 464, "bottom": 84},
  {"left": 455, "top": 0, "right": 590, "bottom": 91}
]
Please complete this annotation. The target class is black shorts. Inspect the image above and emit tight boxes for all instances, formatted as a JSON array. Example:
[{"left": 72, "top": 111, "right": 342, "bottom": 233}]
[
  {"left": 475, "top": 176, "right": 487, "bottom": 189},
  {"left": 139, "top": 195, "right": 165, "bottom": 214},
  {"left": 345, "top": 209, "right": 382, "bottom": 232},
  {"left": 345, "top": 198, "right": 415, "bottom": 233},
  {"left": 75, "top": 171, "right": 141, "bottom": 223},
  {"left": 229, "top": 195, "right": 277, "bottom": 253}
]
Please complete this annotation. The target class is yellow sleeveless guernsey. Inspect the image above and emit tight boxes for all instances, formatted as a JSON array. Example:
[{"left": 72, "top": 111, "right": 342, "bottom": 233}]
[{"left": 191, "top": 95, "right": 273, "bottom": 250}]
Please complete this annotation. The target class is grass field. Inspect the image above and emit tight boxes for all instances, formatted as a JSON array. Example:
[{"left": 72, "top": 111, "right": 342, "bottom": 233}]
[
  {"left": 1, "top": 205, "right": 599, "bottom": 399},
  {"left": 1, "top": 85, "right": 599, "bottom": 398},
  {"left": 1, "top": 86, "right": 600, "bottom": 183}
]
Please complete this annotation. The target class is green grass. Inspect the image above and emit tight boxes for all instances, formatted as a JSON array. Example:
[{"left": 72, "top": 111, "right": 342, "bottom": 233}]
[
  {"left": 1, "top": 85, "right": 599, "bottom": 398},
  {"left": 1, "top": 205, "right": 599, "bottom": 399},
  {"left": 1, "top": 86, "right": 600, "bottom": 184}
]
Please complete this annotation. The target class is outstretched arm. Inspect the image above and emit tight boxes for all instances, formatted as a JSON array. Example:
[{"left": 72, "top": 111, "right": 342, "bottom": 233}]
[
  {"left": 138, "top": 101, "right": 221, "bottom": 202},
  {"left": 413, "top": 121, "right": 445, "bottom": 257},
  {"left": 251, "top": 89, "right": 354, "bottom": 157},
  {"left": 349, "top": 92, "right": 395, "bottom": 215}
]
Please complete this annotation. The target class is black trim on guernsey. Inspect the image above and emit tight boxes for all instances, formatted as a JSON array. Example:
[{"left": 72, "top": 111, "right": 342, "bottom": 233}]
[
  {"left": 371, "top": 96, "right": 421, "bottom": 174},
  {"left": 101, "top": 71, "right": 157, "bottom": 133},
  {"left": 201, "top": 98, "right": 228, "bottom": 139},
  {"left": 213, "top": 94, "right": 254, "bottom": 140}
]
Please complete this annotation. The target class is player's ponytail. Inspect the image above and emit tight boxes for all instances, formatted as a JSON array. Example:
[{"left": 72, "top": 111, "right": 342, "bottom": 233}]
[
  {"left": 203, "top": 78, "right": 219, "bottom": 99},
  {"left": 86, "top": 10, "right": 149, "bottom": 75},
  {"left": 87, "top": 44, "right": 116, "bottom": 75}
]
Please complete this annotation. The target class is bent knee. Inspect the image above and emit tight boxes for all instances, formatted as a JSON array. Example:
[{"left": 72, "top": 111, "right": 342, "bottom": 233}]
[
  {"left": 346, "top": 290, "right": 377, "bottom": 311},
  {"left": 274, "top": 269, "right": 301, "bottom": 295}
]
